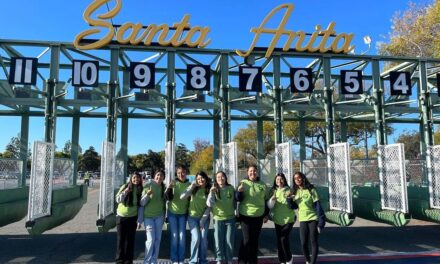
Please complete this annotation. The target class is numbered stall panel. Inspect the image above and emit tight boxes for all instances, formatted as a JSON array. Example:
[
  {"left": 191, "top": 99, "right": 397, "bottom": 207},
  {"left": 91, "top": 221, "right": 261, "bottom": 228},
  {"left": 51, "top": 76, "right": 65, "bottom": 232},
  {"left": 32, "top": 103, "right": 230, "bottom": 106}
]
[
  {"left": 239, "top": 66, "right": 262, "bottom": 92},
  {"left": 129, "top": 62, "right": 155, "bottom": 89},
  {"left": 186, "top": 64, "right": 211, "bottom": 91},
  {"left": 389, "top": 71, "right": 412, "bottom": 96},
  {"left": 8, "top": 57, "right": 38, "bottom": 85},
  {"left": 340, "top": 70, "right": 363, "bottom": 95},
  {"left": 290, "top": 68, "right": 314, "bottom": 93},
  {"left": 72, "top": 60, "right": 99, "bottom": 87}
]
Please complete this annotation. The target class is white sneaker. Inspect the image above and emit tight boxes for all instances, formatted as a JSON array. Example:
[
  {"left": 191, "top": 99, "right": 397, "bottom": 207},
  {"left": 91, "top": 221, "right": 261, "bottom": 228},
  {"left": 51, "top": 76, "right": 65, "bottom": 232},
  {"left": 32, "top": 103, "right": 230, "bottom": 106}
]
[{"left": 173, "top": 262, "right": 178, "bottom": 264}]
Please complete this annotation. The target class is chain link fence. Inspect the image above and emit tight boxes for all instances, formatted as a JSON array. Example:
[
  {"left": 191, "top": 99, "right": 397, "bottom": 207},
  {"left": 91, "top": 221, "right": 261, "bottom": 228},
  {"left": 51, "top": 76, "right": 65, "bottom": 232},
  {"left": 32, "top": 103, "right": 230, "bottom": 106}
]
[
  {"left": 222, "top": 142, "right": 238, "bottom": 187},
  {"left": 0, "top": 159, "right": 22, "bottom": 189},
  {"left": 378, "top": 144, "right": 408, "bottom": 213},
  {"left": 99, "top": 141, "right": 116, "bottom": 220},
  {"left": 52, "top": 158, "right": 73, "bottom": 189},
  {"left": 428, "top": 146, "right": 440, "bottom": 209},
  {"left": 27, "top": 141, "right": 54, "bottom": 221}
]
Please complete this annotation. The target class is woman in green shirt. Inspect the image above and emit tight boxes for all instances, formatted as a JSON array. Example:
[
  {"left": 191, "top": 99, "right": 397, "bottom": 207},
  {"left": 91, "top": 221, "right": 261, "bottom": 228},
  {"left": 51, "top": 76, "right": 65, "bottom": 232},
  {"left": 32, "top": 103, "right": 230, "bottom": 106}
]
[
  {"left": 292, "top": 171, "right": 325, "bottom": 264},
  {"left": 180, "top": 171, "right": 212, "bottom": 264},
  {"left": 164, "top": 165, "right": 191, "bottom": 264},
  {"left": 236, "top": 165, "right": 269, "bottom": 264},
  {"left": 139, "top": 169, "right": 166, "bottom": 264},
  {"left": 115, "top": 172, "right": 143, "bottom": 264},
  {"left": 207, "top": 171, "right": 236, "bottom": 264},
  {"left": 267, "top": 173, "right": 296, "bottom": 264}
]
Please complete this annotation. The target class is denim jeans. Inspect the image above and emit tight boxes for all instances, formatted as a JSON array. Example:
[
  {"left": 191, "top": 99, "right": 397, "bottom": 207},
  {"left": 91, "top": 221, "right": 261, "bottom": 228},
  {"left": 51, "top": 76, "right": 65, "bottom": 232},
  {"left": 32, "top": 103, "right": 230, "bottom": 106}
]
[
  {"left": 188, "top": 215, "right": 209, "bottom": 264},
  {"left": 168, "top": 212, "right": 187, "bottom": 263},
  {"left": 213, "top": 218, "right": 236, "bottom": 263},
  {"left": 143, "top": 215, "right": 164, "bottom": 264}
]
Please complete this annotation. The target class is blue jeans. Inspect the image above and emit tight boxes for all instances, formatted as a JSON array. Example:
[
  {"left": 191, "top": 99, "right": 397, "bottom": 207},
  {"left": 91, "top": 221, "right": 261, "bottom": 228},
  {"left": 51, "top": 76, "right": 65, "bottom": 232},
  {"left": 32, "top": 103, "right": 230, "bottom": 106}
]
[
  {"left": 143, "top": 215, "right": 164, "bottom": 264},
  {"left": 188, "top": 216, "right": 209, "bottom": 264},
  {"left": 168, "top": 212, "right": 187, "bottom": 262},
  {"left": 213, "top": 218, "right": 236, "bottom": 262}
]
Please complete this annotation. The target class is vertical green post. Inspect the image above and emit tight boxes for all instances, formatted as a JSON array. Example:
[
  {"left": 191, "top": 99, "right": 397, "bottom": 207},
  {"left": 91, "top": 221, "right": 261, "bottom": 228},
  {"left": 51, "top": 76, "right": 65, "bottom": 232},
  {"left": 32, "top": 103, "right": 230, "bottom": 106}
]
[
  {"left": 220, "top": 53, "right": 230, "bottom": 144},
  {"left": 257, "top": 119, "right": 264, "bottom": 165},
  {"left": 273, "top": 56, "right": 283, "bottom": 144},
  {"left": 323, "top": 56, "right": 335, "bottom": 147},
  {"left": 71, "top": 105, "right": 80, "bottom": 185},
  {"left": 372, "top": 59, "right": 386, "bottom": 145},
  {"left": 166, "top": 50, "right": 176, "bottom": 143},
  {"left": 213, "top": 73, "right": 220, "bottom": 162},
  {"left": 19, "top": 112, "right": 29, "bottom": 187},
  {"left": 106, "top": 48, "right": 119, "bottom": 143},
  {"left": 120, "top": 71, "right": 129, "bottom": 180},
  {"left": 340, "top": 119, "right": 347, "bottom": 142},
  {"left": 299, "top": 118, "right": 306, "bottom": 172},
  {"left": 419, "top": 60, "right": 433, "bottom": 185},
  {"left": 44, "top": 45, "right": 60, "bottom": 144}
]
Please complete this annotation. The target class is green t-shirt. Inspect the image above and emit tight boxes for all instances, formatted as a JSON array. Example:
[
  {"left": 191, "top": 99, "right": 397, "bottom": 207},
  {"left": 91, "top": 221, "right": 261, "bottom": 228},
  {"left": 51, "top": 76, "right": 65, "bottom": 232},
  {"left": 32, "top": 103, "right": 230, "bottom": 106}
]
[
  {"left": 143, "top": 182, "right": 165, "bottom": 218},
  {"left": 169, "top": 180, "right": 191, "bottom": 215},
  {"left": 189, "top": 187, "right": 208, "bottom": 218},
  {"left": 238, "top": 179, "right": 269, "bottom": 217},
  {"left": 294, "top": 188, "right": 319, "bottom": 222},
  {"left": 212, "top": 185, "right": 235, "bottom": 221},
  {"left": 116, "top": 185, "right": 139, "bottom": 217},
  {"left": 272, "top": 186, "right": 296, "bottom": 225}
]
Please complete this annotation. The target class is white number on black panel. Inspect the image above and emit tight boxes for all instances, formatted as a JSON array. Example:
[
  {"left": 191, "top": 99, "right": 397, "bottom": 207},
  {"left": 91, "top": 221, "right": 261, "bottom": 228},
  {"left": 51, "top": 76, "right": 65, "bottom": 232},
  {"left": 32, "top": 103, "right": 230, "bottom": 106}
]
[
  {"left": 72, "top": 60, "right": 99, "bottom": 87},
  {"left": 130, "top": 62, "right": 155, "bottom": 89},
  {"left": 437, "top": 73, "right": 440, "bottom": 97},
  {"left": 341, "top": 70, "right": 363, "bottom": 94},
  {"left": 8, "top": 57, "right": 38, "bottom": 85},
  {"left": 187, "top": 65, "right": 210, "bottom": 91},
  {"left": 390, "top": 71, "right": 411, "bottom": 95},
  {"left": 239, "top": 66, "right": 262, "bottom": 92},
  {"left": 290, "top": 68, "right": 313, "bottom": 93}
]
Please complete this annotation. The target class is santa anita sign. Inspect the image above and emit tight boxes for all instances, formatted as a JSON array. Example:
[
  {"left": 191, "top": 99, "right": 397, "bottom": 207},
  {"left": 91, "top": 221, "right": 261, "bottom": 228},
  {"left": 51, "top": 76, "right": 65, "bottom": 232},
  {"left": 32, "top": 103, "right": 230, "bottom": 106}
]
[{"left": 73, "top": 0, "right": 355, "bottom": 58}]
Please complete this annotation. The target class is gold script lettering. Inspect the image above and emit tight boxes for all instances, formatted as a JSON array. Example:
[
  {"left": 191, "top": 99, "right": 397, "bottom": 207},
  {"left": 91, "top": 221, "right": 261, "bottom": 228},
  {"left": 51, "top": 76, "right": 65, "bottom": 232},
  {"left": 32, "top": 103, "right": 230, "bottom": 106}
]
[
  {"left": 236, "top": 3, "right": 355, "bottom": 58},
  {"left": 74, "top": 0, "right": 211, "bottom": 50}
]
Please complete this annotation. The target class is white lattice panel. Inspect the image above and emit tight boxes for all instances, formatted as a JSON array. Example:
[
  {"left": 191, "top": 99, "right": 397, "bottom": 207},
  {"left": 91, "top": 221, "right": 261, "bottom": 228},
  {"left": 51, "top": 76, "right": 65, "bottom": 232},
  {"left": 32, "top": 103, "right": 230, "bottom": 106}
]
[
  {"left": 0, "top": 159, "right": 22, "bottom": 189},
  {"left": 275, "top": 142, "right": 293, "bottom": 187},
  {"left": 114, "top": 159, "right": 124, "bottom": 190},
  {"left": 99, "top": 141, "right": 116, "bottom": 219},
  {"left": 428, "top": 146, "right": 440, "bottom": 209},
  {"left": 328, "top": 143, "right": 352, "bottom": 213},
  {"left": 222, "top": 142, "right": 238, "bottom": 187},
  {"left": 378, "top": 144, "right": 408, "bottom": 213},
  {"left": 27, "top": 141, "right": 54, "bottom": 221},
  {"left": 165, "top": 141, "right": 175, "bottom": 186}
]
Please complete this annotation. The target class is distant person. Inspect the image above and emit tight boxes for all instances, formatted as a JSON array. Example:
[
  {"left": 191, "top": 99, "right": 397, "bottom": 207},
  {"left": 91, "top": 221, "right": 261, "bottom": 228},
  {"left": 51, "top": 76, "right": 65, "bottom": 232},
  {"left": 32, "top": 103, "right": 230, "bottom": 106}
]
[
  {"left": 84, "top": 171, "right": 90, "bottom": 186},
  {"left": 138, "top": 169, "right": 166, "bottom": 264},
  {"left": 292, "top": 172, "right": 325, "bottom": 264},
  {"left": 180, "top": 171, "right": 211, "bottom": 264},
  {"left": 236, "top": 165, "right": 270, "bottom": 264},
  {"left": 207, "top": 171, "right": 236, "bottom": 264},
  {"left": 115, "top": 172, "right": 143, "bottom": 264},
  {"left": 165, "top": 165, "right": 191, "bottom": 264},
  {"left": 267, "top": 172, "right": 297, "bottom": 264}
]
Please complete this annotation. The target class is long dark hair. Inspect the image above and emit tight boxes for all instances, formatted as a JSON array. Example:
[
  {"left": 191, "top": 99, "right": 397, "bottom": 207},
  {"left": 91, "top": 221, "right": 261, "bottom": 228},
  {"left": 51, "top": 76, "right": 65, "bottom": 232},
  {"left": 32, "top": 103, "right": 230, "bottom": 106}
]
[
  {"left": 271, "top": 172, "right": 289, "bottom": 193},
  {"left": 193, "top": 171, "right": 212, "bottom": 196},
  {"left": 214, "top": 171, "right": 230, "bottom": 199},
  {"left": 291, "top": 171, "right": 314, "bottom": 196},
  {"left": 123, "top": 172, "right": 143, "bottom": 206},
  {"left": 154, "top": 169, "right": 166, "bottom": 198}
]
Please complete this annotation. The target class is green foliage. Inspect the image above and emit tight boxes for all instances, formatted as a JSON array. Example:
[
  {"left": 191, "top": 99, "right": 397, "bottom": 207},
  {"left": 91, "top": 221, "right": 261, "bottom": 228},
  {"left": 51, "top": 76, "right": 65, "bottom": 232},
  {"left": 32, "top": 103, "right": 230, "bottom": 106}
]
[
  {"left": 379, "top": 1, "right": 440, "bottom": 58},
  {"left": 78, "top": 146, "right": 100, "bottom": 172},
  {"left": 128, "top": 150, "right": 164, "bottom": 173},
  {"left": 395, "top": 130, "right": 421, "bottom": 159},
  {"left": 190, "top": 145, "right": 214, "bottom": 175}
]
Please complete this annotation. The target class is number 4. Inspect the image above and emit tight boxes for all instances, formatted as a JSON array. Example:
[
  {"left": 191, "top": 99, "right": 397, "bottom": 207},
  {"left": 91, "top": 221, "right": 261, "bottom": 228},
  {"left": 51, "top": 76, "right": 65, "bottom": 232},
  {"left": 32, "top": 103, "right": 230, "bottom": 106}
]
[{"left": 390, "top": 71, "right": 411, "bottom": 95}]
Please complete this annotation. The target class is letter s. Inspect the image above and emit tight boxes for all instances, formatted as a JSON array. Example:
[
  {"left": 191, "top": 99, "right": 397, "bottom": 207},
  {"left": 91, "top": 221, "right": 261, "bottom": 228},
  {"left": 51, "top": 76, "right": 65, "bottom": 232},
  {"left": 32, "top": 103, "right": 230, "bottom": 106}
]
[{"left": 73, "top": 0, "right": 122, "bottom": 50}]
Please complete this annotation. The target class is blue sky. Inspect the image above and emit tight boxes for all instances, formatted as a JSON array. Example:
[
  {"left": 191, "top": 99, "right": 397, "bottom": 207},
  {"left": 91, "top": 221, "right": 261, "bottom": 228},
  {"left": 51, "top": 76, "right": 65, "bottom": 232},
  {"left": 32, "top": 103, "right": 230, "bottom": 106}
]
[{"left": 0, "top": 0, "right": 428, "bottom": 154}]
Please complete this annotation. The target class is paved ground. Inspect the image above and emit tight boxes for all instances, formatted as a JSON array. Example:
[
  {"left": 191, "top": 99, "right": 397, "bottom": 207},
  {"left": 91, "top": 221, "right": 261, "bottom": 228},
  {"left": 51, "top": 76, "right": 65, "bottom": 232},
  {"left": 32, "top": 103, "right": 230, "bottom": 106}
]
[{"left": 1, "top": 183, "right": 440, "bottom": 263}]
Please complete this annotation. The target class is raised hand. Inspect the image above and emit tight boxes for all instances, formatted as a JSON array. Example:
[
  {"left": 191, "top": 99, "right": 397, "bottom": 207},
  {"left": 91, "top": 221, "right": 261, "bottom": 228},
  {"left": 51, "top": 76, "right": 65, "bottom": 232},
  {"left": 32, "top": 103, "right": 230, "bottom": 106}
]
[
  {"left": 210, "top": 186, "right": 217, "bottom": 193},
  {"left": 146, "top": 186, "right": 153, "bottom": 196},
  {"left": 237, "top": 182, "right": 244, "bottom": 192}
]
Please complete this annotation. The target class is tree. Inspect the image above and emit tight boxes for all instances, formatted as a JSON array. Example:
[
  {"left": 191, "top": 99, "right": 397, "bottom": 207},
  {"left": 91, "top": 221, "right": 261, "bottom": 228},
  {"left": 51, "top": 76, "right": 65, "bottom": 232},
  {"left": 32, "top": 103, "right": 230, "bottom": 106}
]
[
  {"left": 379, "top": 1, "right": 440, "bottom": 58},
  {"left": 61, "top": 140, "right": 82, "bottom": 157},
  {"left": 128, "top": 150, "right": 164, "bottom": 174},
  {"left": 175, "top": 143, "right": 192, "bottom": 170},
  {"left": 396, "top": 130, "right": 421, "bottom": 159},
  {"left": 78, "top": 146, "right": 100, "bottom": 172},
  {"left": 190, "top": 145, "right": 214, "bottom": 174},
  {"left": 4, "top": 134, "right": 21, "bottom": 159}
]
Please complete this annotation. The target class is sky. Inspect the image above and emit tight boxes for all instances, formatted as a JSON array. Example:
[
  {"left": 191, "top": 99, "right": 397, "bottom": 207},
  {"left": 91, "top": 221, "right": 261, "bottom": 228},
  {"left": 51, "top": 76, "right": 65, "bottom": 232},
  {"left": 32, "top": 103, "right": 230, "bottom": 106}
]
[{"left": 0, "top": 0, "right": 430, "bottom": 155}]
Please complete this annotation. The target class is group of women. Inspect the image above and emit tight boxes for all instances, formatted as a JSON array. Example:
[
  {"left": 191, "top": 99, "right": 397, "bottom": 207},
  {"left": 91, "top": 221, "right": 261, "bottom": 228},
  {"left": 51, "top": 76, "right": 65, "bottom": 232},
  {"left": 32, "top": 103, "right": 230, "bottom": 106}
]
[{"left": 114, "top": 165, "right": 325, "bottom": 264}]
